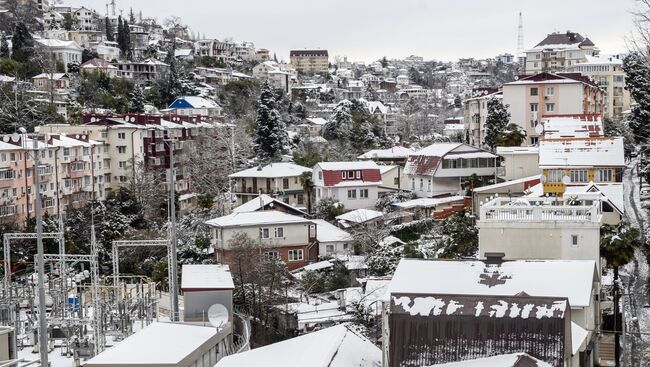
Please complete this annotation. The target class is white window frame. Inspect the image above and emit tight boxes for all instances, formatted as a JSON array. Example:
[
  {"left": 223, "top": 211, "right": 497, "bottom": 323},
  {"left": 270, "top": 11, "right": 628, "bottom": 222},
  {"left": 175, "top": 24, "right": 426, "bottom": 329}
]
[
  {"left": 260, "top": 227, "right": 270, "bottom": 239},
  {"left": 288, "top": 249, "right": 304, "bottom": 261},
  {"left": 274, "top": 227, "right": 284, "bottom": 238},
  {"left": 347, "top": 189, "right": 356, "bottom": 199},
  {"left": 360, "top": 189, "right": 369, "bottom": 199}
]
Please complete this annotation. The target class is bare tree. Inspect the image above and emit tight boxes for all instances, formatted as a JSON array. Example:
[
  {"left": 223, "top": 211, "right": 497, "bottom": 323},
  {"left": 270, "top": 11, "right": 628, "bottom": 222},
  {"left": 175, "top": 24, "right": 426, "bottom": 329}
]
[
  {"left": 128, "top": 159, "right": 166, "bottom": 220},
  {"left": 629, "top": 0, "right": 650, "bottom": 63}
]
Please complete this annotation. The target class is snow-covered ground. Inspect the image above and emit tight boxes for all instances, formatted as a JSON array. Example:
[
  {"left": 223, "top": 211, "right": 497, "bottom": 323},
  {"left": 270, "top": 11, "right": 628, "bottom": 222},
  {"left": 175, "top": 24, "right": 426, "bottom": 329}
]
[{"left": 621, "top": 160, "right": 650, "bottom": 366}]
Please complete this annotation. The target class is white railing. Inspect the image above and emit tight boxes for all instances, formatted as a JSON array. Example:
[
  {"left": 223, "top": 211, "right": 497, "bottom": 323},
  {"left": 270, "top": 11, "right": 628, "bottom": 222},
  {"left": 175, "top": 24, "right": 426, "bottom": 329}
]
[{"left": 479, "top": 198, "right": 601, "bottom": 223}]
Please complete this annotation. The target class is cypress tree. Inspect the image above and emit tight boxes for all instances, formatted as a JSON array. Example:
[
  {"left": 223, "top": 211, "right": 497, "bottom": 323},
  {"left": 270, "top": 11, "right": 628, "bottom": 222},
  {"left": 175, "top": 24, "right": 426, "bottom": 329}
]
[{"left": 254, "top": 81, "right": 287, "bottom": 159}]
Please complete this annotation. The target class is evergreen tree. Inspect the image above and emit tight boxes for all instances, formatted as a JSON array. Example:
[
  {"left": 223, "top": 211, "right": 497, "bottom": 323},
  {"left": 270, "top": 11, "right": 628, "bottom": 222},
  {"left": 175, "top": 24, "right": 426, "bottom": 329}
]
[
  {"left": 10, "top": 22, "right": 34, "bottom": 64},
  {"left": 0, "top": 35, "right": 9, "bottom": 58},
  {"left": 323, "top": 100, "right": 352, "bottom": 141},
  {"left": 483, "top": 98, "right": 511, "bottom": 150},
  {"left": 129, "top": 7, "right": 136, "bottom": 24},
  {"left": 496, "top": 123, "right": 526, "bottom": 147},
  {"left": 129, "top": 85, "right": 145, "bottom": 113},
  {"left": 254, "top": 81, "right": 287, "bottom": 159},
  {"left": 116, "top": 16, "right": 124, "bottom": 55},
  {"left": 123, "top": 20, "right": 131, "bottom": 58},
  {"left": 105, "top": 17, "right": 114, "bottom": 42},
  {"left": 623, "top": 52, "right": 650, "bottom": 142},
  {"left": 380, "top": 56, "right": 388, "bottom": 68}
]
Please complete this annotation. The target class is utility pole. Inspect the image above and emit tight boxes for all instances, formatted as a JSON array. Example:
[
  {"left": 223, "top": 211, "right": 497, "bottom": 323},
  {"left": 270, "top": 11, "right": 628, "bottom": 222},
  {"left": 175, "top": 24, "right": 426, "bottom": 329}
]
[
  {"left": 32, "top": 136, "right": 49, "bottom": 367},
  {"left": 166, "top": 139, "right": 179, "bottom": 321}
]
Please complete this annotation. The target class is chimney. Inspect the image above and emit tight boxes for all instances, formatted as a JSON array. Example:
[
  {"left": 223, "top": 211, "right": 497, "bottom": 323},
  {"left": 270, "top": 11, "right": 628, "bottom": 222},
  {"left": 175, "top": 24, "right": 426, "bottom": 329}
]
[{"left": 484, "top": 252, "right": 506, "bottom": 265}]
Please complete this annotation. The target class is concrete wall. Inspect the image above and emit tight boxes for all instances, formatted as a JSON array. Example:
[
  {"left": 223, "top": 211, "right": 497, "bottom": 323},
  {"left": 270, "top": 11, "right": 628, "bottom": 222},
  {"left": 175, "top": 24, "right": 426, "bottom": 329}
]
[
  {"left": 499, "top": 153, "right": 541, "bottom": 181},
  {"left": 477, "top": 221, "right": 601, "bottom": 268},
  {"left": 316, "top": 185, "right": 379, "bottom": 210},
  {"left": 217, "top": 222, "right": 312, "bottom": 249}
]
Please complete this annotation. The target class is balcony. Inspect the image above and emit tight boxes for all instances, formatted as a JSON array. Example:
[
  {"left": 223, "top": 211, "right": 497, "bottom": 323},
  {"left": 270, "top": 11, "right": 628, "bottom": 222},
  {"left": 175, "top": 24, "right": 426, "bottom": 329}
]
[{"left": 479, "top": 197, "right": 601, "bottom": 223}]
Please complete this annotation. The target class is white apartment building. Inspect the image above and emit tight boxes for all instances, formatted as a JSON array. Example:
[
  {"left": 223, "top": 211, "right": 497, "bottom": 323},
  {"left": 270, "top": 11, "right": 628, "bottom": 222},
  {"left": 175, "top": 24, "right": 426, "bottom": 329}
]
[
  {"left": 312, "top": 161, "right": 383, "bottom": 211},
  {"left": 34, "top": 39, "right": 83, "bottom": 71},
  {"left": 463, "top": 88, "right": 502, "bottom": 148},
  {"left": 525, "top": 31, "right": 598, "bottom": 74},
  {"left": 568, "top": 55, "right": 631, "bottom": 120},
  {"left": 403, "top": 143, "right": 497, "bottom": 197}
]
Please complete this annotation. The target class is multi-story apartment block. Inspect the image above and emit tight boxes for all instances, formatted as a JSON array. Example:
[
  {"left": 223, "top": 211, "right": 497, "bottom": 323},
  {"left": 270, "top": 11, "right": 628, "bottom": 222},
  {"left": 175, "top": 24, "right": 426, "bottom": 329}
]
[
  {"left": 289, "top": 50, "right": 329, "bottom": 75},
  {"left": 503, "top": 72, "right": 606, "bottom": 145},
  {"left": 34, "top": 39, "right": 83, "bottom": 72},
  {"left": 252, "top": 61, "right": 293, "bottom": 94},
  {"left": 312, "top": 161, "right": 382, "bottom": 211},
  {"left": 0, "top": 133, "right": 107, "bottom": 226},
  {"left": 463, "top": 88, "right": 501, "bottom": 148},
  {"left": 206, "top": 211, "right": 318, "bottom": 271},
  {"left": 568, "top": 55, "right": 631, "bottom": 120},
  {"left": 525, "top": 31, "right": 598, "bottom": 74},
  {"left": 229, "top": 163, "right": 312, "bottom": 208},
  {"left": 194, "top": 39, "right": 236, "bottom": 63},
  {"left": 114, "top": 58, "right": 169, "bottom": 84},
  {"left": 403, "top": 143, "right": 497, "bottom": 198}
]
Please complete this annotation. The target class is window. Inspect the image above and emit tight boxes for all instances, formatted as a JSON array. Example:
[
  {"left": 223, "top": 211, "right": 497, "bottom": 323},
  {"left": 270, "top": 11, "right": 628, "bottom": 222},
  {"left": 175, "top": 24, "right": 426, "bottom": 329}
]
[
  {"left": 545, "top": 103, "right": 555, "bottom": 112},
  {"left": 264, "top": 251, "right": 279, "bottom": 260},
  {"left": 347, "top": 189, "right": 357, "bottom": 199},
  {"left": 341, "top": 171, "right": 346, "bottom": 179},
  {"left": 282, "top": 178, "right": 289, "bottom": 189},
  {"left": 530, "top": 88, "right": 538, "bottom": 96},
  {"left": 394, "top": 177, "right": 399, "bottom": 185},
  {"left": 547, "top": 170, "right": 564, "bottom": 183},
  {"left": 63, "top": 148, "right": 70, "bottom": 157},
  {"left": 117, "top": 132, "right": 126, "bottom": 139},
  {"left": 288, "top": 249, "right": 304, "bottom": 261},
  {"left": 419, "top": 179, "right": 424, "bottom": 190},
  {"left": 297, "top": 193, "right": 304, "bottom": 205},
  {"left": 318, "top": 171, "right": 322, "bottom": 180},
  {"left": 595, "top": 169, "right": 612, "bottom": 182},
  {"left": 411, "top": 179, "right": 415, "bottom": 190},
  {"left": 117, "top": 146, "right": 127, "bottom": 154},
  {"left": 546, "top": 87, "right": 554, "bottom": 96},
  {"left": 427, "top": 180, "right": 432, "bottom": 192},
  {"left": 274, "top": 227, "right": 284, "bottom": 238},
  {"left": 83, "top": 147, "right": 89, "bottom": 156},
  {"left": 570, "top": 170, "right": 588, "bottom": 183},
  {"left": 571, "top": 234, "right": 579, "bottom": 247},
  {"left": 118, "top": 161, "right": 127, "bottom": 169},
  {"left": 260, "top": 228, "right": 270, "bottom": 239},
  {"left": 326, "top": 244, "right": 334, "bottom": 254},
  {"left": 360, "top": 189, "right": 369, "bottom": 198},
  {"left": 355, "top": 170, "right": 361, "bottom": 179}
]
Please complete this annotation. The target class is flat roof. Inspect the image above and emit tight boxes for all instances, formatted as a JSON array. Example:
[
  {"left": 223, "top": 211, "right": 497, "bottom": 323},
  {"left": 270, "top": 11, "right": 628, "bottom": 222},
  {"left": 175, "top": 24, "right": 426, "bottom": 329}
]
[
  {"left": 181, "top": 264, "right": 234, "bottom": 290},
  {"left": 85, "top": 322, "right": 219, "bottom": 366}
]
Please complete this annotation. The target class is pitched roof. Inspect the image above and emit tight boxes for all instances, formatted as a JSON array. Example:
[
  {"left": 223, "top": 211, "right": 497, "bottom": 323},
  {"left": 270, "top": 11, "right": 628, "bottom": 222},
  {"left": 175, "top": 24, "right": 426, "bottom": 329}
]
[
  {"left": 311, "top": 219, "right": 354, "bottom": 243},
  {"left": 534, "top": 31, "right": 585, "bottom": 48},
  {"left": 425, "top": 353, "right": 552, "bottom": 367},
  {"left": 216, "top": 324, "right": 381, "bottom": 367},
  {"left": 181, "top": 264, "right": 234, "bottom": 290},
  {"left": 232, "top": 194, "right": 307, "bottom": 215},
  {"left": 316, "top": 161, "right": 380, "bottom": 171},
  {"left": 169, "top": 96, "right": 220, "bottom": 109},
  {"left": 387, "top": 259, "right": 597, "bottom": 307},
  {"left": 357, "top": 146, "right": 415, "bottom": 160},
  {"left": 336, "top": 209, "right": 384, "bottom": 224},
  {"left": 205, "top": 211, "right": 311, "bottom": 228},
  {"left": 81, "top": 58, "right": 117, "bottom": 69},
  {"left": 229, "top": 162, "right": 312, "bottom": 178}
]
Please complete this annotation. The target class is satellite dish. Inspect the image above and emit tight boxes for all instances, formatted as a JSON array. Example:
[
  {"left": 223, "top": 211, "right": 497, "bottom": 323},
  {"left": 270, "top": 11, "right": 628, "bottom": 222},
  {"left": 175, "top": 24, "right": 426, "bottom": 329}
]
[
  {"left": 207, "top": 304, "right": 229, "bottom": 328},
  {"left": 534, "top": 124, "right": 544, "bottom": 135},
  {"left": 562, "top": 175, "right": 571, "bottom": 185}
]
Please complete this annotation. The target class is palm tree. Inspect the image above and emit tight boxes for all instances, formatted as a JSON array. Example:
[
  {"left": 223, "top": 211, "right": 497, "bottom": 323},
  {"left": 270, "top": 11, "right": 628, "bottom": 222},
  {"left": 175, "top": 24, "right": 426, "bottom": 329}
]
[
  {"left": 496, "top": 123, "right": 526, "bottom": 147},
  {"left": 299, "top": 171, "right": 314, "bottom": 214},
  {"left": 600, "top": 221, "right": 641, "bottom": 364}
]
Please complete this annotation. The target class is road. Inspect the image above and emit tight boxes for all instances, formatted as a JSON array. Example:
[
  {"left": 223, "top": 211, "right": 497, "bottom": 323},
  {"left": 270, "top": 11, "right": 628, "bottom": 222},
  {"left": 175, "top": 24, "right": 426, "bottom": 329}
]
[{"left": 621, "top": 161, "right": 650, "bottom": 367}]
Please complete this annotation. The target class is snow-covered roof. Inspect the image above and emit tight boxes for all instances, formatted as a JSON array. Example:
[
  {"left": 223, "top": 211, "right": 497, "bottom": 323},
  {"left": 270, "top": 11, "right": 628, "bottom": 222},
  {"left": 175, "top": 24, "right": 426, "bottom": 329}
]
[
  {"left": 33, "top": 73, "right": 68, "bottom": 80},
  {"left": 496, "top": 146, "right": 539, "bottom": 155},
  {"left": 425, "top": 353, "right": 552, "bottom": 367},
  {"left": 229, "top": 162, "right": 311, "bottom": 178},
  {"left": 35, "top": 38, "right": 82, "bottom": 49},
  {"left": 336, "top": 209, "right": 384, "bottom": 224},
  {"left": 312, "top": 219, "right": 353, "bottom": 243},
  {"left": 574, "top": 54, "right": 623, "bottom": 66},
  {"left": 442, "top": 151, "right": 496, "bottom": 159},
  {"left": 541, "top": 116, "right": 603, "bottom": 139},
  {"left": 181, "top": 264, "right": 234, "bottom": 290},
  {"left": 316, "top": 161, "right": 380, "bottom": 171},
  {"left": 206, "top": 211, "right": 311, "bottom": 228},
  {"left": 306, "top": 117, "right": 327, "bottom": 125},
  {"left": 379, "top": 165, "right": 398, "bottom": 175},
  {"left": 394, "top": 196, "right": 466, "bottom": 209},
  {"left": 232, "top": 194, "right": 306, "bottom": 215},
  {"left": 171, "top": 96, "right": 220, "bottom": 109},
  {"left": 216, "top": 324, "right": 381, "bottom": 367},
  {"left": 563, "top": 183, "right": 624, "bottom": 214},
  {"left": 85, "top": 322, "right": 221, "bottom": 366},
  {"left": 357, "top": 146, "right": 415, "bottom": 160},
  {"left": 387, "top": 259, "right": 597, "bottom": 307},
  {"left": 472, "top": 175, "right": 542, "bottom": 193},
  {"left": 538, "top": 138, "right": 624, "bottom": 168},
  {"left": 571, "top": 322, "right": 588, "bottom": 355},
  {"left": 412, "top": 143, "right": 462, "bottom": 157}
]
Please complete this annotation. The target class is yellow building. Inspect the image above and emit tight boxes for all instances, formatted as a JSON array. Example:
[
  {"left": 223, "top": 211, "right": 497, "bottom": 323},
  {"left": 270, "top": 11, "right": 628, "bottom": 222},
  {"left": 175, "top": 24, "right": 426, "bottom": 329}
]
[{"left": 289, "top": 50, "right": 329, "bottom": 74}]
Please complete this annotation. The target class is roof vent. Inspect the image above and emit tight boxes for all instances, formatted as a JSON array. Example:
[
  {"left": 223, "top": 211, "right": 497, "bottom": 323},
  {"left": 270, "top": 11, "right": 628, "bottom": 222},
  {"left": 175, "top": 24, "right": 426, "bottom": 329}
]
[{"left": 484, "top": 252, "right": 506, "bottom": 265}]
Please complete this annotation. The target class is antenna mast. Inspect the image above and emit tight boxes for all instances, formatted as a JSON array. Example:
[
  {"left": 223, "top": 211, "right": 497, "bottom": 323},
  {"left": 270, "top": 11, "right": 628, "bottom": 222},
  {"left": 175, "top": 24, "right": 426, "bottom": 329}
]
[{"left": 517, "top": 12, "right": 524, "bottom": 61}]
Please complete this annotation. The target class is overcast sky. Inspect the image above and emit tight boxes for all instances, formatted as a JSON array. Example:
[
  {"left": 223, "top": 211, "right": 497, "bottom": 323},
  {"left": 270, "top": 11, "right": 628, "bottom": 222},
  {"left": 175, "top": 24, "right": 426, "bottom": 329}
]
[{"left": 82, "top": 0, "right": 637, "bottom": 62}]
